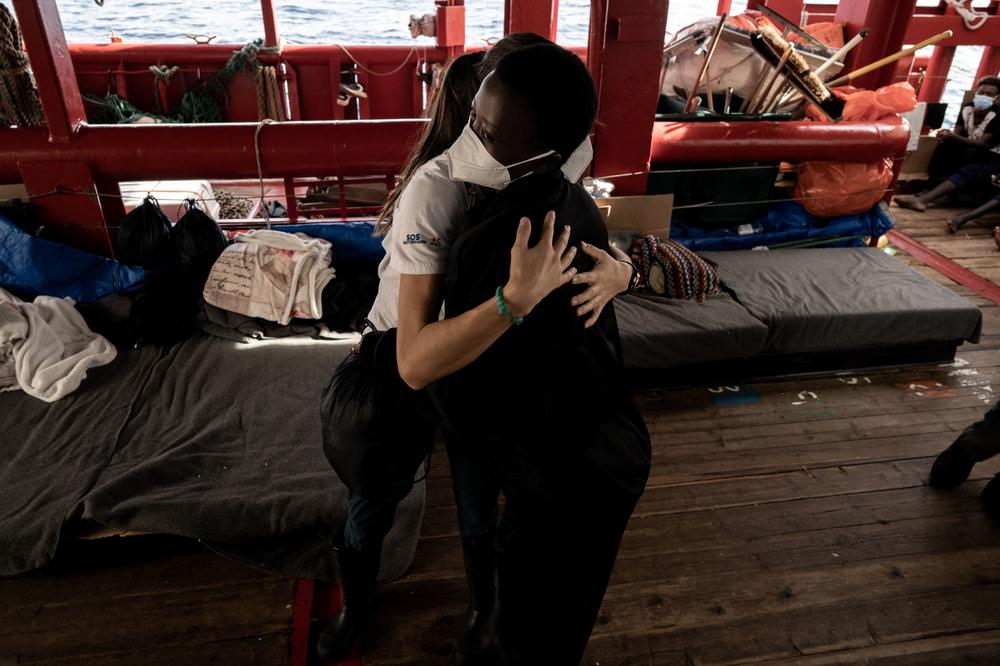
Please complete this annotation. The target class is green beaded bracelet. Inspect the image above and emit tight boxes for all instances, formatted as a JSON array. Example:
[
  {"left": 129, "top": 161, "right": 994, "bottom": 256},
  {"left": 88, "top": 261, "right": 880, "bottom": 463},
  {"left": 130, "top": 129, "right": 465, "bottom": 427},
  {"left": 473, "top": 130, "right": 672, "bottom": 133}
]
[{"left": 495, "top": 286, "right": 524, "bottom": 326}]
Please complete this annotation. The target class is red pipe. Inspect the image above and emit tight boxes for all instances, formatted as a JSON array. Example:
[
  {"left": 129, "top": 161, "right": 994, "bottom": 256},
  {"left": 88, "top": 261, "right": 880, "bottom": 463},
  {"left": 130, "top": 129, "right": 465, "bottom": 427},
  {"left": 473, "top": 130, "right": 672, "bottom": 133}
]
[
  {"left": 68, "top": 43, "right": 449, "bottom": 66},
  {"left": 649, "top": 118, "right": 910, "bottom": 165},
  {"left": 260, "top": 0, "right": 280, "bottom": 48},
  {"left": 0, "top": 120, "right": 425, "bottom": 184}
]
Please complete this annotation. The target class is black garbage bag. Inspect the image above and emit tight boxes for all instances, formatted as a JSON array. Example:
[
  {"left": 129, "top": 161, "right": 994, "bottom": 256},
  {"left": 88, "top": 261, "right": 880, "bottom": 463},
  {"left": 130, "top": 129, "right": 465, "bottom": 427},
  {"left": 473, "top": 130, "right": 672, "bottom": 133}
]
[
  {"left": 320, "top": 328, "right": 436, "bottom": 497},
  {"left": 172, "top": 199, "right": 228, "bottom": 279},
  {"left": 320, "top": 259, "right": 379, "bottom": 333},
  {"left": 116, "top": 195, "right": 174, "bottom": 268}
]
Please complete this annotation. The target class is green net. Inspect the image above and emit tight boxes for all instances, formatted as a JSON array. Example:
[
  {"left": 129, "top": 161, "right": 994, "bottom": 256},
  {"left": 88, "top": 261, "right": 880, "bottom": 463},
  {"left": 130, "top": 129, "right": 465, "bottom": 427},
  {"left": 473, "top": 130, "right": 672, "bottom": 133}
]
[{"left": 85, "top": 38, "right": 281, "bottom": 125}]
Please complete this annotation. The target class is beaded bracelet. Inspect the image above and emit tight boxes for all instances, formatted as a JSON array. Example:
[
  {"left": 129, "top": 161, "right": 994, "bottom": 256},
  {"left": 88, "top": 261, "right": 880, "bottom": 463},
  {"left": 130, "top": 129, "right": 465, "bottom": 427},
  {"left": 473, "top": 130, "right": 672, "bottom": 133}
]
[
  {"left": 495, "top": 286, "right": 524, "bottom": 326},
  {"left": 618, "top": 259, "right": 640, "bottom": 294}
]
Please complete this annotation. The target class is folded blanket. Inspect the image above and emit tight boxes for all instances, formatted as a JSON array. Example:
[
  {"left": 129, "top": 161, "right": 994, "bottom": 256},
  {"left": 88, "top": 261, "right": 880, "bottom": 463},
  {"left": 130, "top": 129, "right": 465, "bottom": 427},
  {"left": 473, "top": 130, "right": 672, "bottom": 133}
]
[
  {"left": 203, "top": 230, "right": 336, "bottom": 325},
  {"left": 0, "top": 288, "right": 117, "bottom": 401}
]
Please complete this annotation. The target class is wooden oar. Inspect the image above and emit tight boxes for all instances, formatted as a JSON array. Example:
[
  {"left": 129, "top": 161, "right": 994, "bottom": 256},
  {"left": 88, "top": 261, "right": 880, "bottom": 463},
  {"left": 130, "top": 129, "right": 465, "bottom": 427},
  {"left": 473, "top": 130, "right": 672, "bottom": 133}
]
[
  {"left": 684, "top": 13, "right": 728, "bottom": 113},
  {"left": 827, "top": 30, "right": 953, "bottom": 87}
]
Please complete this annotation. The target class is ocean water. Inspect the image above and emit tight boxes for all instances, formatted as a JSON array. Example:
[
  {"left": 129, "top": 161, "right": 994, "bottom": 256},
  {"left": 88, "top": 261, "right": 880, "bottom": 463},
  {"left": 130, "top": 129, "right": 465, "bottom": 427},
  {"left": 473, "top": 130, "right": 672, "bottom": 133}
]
[{"left": 0, "top": 0, "right": 984, "bottom": 124}]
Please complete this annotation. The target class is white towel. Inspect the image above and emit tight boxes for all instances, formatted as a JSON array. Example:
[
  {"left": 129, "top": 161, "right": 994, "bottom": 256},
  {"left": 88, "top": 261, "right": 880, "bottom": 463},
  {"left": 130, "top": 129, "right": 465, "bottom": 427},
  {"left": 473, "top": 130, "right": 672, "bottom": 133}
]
[
  {"left": 0, "top": 288, "right": 117, "bottom": 402},
  {"left": 203, "top": 230, "right": 336, "bottom": 325},
  {"left": 0, "top": 301, "right": 27, "bottom": 392}
]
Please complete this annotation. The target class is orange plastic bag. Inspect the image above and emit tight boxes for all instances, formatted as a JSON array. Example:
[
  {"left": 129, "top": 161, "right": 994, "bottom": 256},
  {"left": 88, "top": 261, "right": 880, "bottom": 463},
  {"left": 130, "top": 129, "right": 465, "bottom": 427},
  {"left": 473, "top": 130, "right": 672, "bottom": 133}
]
[
  {"left": 797, "top": 83, "right": 915, "bottom": 217},
  {"left": 795, "top": 158, "right": 894, "bottom": 218}
]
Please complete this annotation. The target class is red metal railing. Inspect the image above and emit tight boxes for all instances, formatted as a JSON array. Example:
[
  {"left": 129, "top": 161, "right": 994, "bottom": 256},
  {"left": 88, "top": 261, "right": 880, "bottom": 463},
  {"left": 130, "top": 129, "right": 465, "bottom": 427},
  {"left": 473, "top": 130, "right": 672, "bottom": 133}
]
[{"left": 0, "top": 0, "right": 938, "bottom": 257}]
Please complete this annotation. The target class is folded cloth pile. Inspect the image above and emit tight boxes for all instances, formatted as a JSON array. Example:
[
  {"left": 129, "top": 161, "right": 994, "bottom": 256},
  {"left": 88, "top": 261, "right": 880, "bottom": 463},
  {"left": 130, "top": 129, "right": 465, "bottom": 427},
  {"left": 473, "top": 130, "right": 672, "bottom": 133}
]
[
  {"left": 0, "top": 288, "right": 117, "bottom": 401},
  {"left": 203, "top": 230, "right": 336, "bottom": 325}
]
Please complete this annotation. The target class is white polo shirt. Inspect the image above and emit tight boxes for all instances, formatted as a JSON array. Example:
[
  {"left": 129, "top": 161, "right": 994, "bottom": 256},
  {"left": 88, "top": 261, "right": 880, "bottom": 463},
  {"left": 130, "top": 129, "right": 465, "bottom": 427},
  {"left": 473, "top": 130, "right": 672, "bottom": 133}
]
[{"left": 366, "top": 152, "right": 467, "bottom": 331}]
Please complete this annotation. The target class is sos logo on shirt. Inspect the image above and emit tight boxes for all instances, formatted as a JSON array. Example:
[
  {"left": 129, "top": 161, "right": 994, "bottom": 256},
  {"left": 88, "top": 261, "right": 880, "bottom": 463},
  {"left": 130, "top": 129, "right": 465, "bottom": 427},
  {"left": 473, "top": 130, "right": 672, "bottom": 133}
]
[{"left": 403, "top": 234, "right": 443, "bottom": 247}]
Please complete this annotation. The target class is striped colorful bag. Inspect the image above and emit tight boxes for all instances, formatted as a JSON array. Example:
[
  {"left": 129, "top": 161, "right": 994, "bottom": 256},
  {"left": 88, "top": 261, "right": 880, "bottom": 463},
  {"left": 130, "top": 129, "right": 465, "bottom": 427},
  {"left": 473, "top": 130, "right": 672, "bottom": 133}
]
[{"left": 629, "top": 235, "right": 722, "bottom": 301}]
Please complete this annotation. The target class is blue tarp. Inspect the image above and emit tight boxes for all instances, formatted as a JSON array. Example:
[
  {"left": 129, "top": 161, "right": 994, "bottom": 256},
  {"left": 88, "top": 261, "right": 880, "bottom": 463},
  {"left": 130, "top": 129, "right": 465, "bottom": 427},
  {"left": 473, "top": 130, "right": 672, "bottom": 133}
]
[
  {"left": 271, "top": 221, "right": 385, "bottom": 264},
  {"left": 669, "top": 202, "right": 894, "bottom": 252},
  {"left": 0, "top": 215, "right": 146, "bottom": 302}
]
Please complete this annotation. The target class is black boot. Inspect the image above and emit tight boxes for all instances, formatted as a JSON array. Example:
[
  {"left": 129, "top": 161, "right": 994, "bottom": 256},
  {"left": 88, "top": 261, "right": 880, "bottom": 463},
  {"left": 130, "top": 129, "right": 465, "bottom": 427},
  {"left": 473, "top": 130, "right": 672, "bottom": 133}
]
[
  {"left": 983, "top": 474, "right": 1000, "bottom": 522},
  {"left": 455, "top": 537, "right": 499, "bottom": 664},
  {"left": 929, "top": 439, "right": 976, "bottom": 489},
  {"left": 316, "top": 533, "right": 381, "bottom": 663}
]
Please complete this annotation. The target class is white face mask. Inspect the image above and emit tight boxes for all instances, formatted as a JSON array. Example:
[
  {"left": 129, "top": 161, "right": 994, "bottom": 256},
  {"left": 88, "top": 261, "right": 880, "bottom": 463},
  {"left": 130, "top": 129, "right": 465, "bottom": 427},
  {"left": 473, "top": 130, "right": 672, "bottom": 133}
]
[
  {"left": 446, "top": 121, "right": 555, "bottom": 190},
  {"left": 974, "top": 94, "right": 996, "bottom": 111},
  {"left": 560, "top": 137, "right": 593, "bottom": 183}
]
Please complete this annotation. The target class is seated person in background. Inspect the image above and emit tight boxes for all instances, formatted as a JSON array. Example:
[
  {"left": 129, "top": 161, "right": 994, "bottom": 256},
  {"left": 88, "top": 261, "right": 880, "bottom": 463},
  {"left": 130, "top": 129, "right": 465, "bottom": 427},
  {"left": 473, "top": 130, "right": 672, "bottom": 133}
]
[
  {"left": 927, "top": 76, "right": 1000, "bottom": 186},
  {"left": 896, "top": 161, "right": 1000, "bottom": 233}
]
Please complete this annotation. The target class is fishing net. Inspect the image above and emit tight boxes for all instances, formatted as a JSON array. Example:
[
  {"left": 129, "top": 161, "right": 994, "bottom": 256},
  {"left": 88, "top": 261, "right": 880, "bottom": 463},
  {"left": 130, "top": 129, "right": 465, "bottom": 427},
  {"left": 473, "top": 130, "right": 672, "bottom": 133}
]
[{"left": 86, "top": 38, "right": 284, "bottom": 125}]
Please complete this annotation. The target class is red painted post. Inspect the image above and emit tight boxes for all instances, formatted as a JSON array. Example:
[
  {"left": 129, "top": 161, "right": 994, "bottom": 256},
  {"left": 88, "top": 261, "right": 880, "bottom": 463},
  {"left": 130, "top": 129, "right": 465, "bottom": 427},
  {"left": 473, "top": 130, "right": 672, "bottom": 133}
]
[
  {"left": 976, "top": 46, "right": 1000, "bottom": 81},
  {"left": 835, "top": 0, "right": 919, "bottom": 90},
  {"left": 717, "top": 0, "right": 732, "bottom": 16},
  {"left": 436, "top": 0, "right": 465, "bottom": 60},
  {"left": 18, "top": 162, "right": 114, "bottom": 256},
  {"left": 504, "top": 0, "right": 559, "bottom": 42},
  {"left": 10, "top": 0, "right": 86, "bottom": 142},
  {"left": 919, "top": 45, "right": 956, "bottom": 102},
  {"left": 588, "top": 0, "right": 669, "bottom": 195},
  {"left": 261, "top": 0, "right": 280, "bottom": 48}
]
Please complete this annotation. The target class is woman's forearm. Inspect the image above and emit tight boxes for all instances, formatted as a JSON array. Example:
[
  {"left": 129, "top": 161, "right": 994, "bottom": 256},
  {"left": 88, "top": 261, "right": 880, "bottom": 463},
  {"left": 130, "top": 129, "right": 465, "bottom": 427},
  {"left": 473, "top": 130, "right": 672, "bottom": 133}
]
[{"left": 397, "top": 296, "right": 512, "bottom": 390}]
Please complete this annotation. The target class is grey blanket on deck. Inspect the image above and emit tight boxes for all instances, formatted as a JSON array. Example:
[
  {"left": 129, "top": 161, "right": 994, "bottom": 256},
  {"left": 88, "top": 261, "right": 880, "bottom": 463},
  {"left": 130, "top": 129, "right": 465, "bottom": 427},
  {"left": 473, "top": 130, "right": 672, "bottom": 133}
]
[{"left": 0, "top": 333, "right": 425, "bottom": 582}]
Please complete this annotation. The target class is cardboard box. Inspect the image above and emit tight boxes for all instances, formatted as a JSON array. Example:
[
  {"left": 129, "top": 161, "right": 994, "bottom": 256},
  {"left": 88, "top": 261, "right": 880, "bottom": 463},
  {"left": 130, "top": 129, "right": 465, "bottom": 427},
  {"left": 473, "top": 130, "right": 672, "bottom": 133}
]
[{"left": 594, "top": 193, "right": 673, "bottom": 238}]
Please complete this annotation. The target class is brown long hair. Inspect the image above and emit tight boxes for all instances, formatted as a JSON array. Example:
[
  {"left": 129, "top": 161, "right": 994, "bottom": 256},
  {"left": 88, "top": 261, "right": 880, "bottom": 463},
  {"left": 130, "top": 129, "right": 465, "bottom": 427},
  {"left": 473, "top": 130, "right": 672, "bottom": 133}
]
[{"left": 376, "top": 33, "right": 553, "bottom": 234}]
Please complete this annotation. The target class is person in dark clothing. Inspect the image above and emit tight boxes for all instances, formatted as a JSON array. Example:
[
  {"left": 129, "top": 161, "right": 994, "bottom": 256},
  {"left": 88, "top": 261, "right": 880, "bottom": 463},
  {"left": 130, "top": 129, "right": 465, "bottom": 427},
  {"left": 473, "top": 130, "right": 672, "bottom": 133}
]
[
  {"left": 896, "top": 77, "right": 1000, "bottom": 232},
  {"left": 930, "top": 400, "right": 1000, "bottom": 521},
  {"left": 926, "top": 76, "right": 1000, "bottom": 185},
  {"left": 427, "top": 44, "right": 652, "bottom": 663}
]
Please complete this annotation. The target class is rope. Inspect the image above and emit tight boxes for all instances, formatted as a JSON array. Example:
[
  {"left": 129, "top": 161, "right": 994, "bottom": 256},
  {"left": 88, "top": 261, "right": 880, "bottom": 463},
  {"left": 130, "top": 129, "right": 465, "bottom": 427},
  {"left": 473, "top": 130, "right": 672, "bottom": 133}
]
[
  {"left": 255, "top": 119, "right": 276, "bottom": 228},
  {"left": 149, "top": 64, "right": 179, "bottom": 115},
  {"left": 944, "top": 0, "right": 989, "bottom": 31},
  {"left": 87, "top": 38, "right": 284, "bottom": 125},
  {"left": 336, "top": 43, "right": 417, "bottom": 77},
  {"left": 0, "top": 4, "right": 45, "bottom": 127}
]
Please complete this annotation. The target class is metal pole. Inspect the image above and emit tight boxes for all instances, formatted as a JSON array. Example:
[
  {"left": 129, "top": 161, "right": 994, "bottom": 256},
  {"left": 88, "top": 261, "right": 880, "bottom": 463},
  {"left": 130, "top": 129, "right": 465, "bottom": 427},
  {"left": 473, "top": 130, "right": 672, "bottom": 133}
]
[
  {"left": 261, "top": 0, "right": 280, "bottom": 48},
  {"left": 10, "top": 0, "right": 86, "bottom": 142}
]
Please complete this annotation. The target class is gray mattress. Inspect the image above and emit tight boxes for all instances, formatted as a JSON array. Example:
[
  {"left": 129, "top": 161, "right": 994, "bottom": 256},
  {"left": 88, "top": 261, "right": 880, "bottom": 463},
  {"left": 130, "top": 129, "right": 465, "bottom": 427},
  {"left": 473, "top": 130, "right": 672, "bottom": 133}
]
[
  {"left": 615, "top": 293, "right": 768, "bottom": 369},
  {"left": 701, "top": 248, "right": 983, "bottom": 354},
  {"left": 0, "top": 333, "right": 424, "bottom": 582}
]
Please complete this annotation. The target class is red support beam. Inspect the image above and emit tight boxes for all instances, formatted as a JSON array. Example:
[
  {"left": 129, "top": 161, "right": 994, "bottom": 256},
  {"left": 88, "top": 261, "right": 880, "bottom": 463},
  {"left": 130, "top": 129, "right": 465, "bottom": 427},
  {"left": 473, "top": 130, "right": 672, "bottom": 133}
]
[
  {"left": 587, "top": 0, "right": 669, "bottom": 195},
  {"left": 835, "top": 0, "right": 919, "bottom": 90},
  {"left": 976, "top": 46, "right": 1000, "bottom": 82},
  {"left": 919, "top": 45, "right": 956, "bottom": 102},
  {"left": 648, "top": 118, "right": 910, "bottom": 165},
  {"left": 18, "top": 161, "right": 113, "bottom": 256},
  {"left": 261, "top": 0, "right": 280, "bottom": 48},
  {"left": 504, "top": 0, "right": 559, "bottom": 42},
  {"left": 0, "top": 120, "right": 425, "bottom": 184},
  {"left": 11, "top": 0, "right": 86, "bottom": 142},
  {"left": 435, "top": 0, "right": 465, "bottom": 60}
]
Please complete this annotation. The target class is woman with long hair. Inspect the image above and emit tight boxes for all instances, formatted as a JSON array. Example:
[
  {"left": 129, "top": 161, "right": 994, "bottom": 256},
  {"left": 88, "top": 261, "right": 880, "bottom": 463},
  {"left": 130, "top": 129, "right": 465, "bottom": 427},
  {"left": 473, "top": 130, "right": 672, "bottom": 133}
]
[{"left": 318, "top": 34, "right": 637, "bottom": 664}]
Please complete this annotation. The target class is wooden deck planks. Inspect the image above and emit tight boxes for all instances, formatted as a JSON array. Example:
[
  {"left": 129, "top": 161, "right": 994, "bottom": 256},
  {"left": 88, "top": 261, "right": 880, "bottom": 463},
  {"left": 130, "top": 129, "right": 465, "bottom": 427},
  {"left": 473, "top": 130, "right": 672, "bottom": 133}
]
[{"left": 3, "top": 205, "right": 1000, "bottom": 665}]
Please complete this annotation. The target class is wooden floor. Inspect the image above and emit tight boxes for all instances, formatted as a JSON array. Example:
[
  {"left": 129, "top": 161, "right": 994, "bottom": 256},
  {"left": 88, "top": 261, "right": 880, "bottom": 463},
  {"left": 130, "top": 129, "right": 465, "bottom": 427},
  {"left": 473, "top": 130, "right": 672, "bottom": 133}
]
[{"left": 4, "top": 204, "right": 1000, "bottom": 665}]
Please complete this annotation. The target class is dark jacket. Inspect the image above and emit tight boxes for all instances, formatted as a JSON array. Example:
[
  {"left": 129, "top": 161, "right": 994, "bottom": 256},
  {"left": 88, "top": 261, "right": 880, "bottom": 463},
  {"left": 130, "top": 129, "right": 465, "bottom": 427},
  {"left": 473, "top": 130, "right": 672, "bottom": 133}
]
[{"left": 433, "top": 168, "right": 650, "bottom": 506}]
